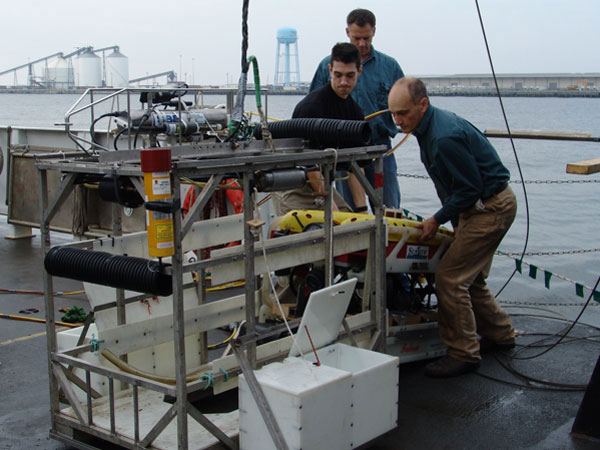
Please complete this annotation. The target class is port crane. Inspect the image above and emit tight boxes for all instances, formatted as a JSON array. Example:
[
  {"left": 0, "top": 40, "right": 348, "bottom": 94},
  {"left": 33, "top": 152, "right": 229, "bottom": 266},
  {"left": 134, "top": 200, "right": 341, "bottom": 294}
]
[
  {"left": 567, "top": 79, "right": 589, "bottom": 90},
  {"left": 0, "top": 52, "right": 64, "bottom": 86},
  {"left": 0, "top": 46, "right": 120, "bottom": 87},
  {"left": 129, "top": 70, "right": 178, "bottom": 86}
]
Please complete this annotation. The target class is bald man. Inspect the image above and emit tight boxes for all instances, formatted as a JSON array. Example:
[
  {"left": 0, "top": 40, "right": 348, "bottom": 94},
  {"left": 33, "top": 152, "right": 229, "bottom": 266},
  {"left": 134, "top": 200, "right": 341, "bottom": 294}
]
[{"left": 388, "top": 77, "right": 517, "bottom": 378}]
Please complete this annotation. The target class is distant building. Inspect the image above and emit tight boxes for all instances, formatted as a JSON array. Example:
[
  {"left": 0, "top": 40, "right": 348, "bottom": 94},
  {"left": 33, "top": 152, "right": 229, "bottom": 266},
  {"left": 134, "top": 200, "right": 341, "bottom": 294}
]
[
  {"left": 421, "top": 73, "right": 600, "bottom": 91},
  {"left": 0, "top": 46, "right": 129, "bottom": 88}
]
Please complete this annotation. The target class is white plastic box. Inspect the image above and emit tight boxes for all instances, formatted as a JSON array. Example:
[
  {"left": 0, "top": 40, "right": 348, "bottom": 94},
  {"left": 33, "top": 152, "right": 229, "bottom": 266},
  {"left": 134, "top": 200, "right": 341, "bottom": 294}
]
[
  {"left": 238, "top": 279, "right": 399, "bottom": 450},
  {"left": 239, "top": 357, "right": 353, "bottom": 450},
  {"left": 305, "top": 343, "right": 399, "bottom": 448}
]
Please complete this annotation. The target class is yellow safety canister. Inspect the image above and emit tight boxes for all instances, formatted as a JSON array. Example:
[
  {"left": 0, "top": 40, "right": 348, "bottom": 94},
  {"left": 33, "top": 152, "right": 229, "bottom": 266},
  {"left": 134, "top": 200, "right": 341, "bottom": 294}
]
[{"left": 140, "top": 148, "right": 174, "bottom": 257}]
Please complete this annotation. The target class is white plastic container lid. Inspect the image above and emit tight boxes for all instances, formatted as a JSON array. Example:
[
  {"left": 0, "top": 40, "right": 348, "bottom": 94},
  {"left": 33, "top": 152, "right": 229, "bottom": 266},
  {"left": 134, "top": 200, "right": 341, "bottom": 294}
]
[{"left": 288, "top": 277, "right": 357, "bottom": 358}]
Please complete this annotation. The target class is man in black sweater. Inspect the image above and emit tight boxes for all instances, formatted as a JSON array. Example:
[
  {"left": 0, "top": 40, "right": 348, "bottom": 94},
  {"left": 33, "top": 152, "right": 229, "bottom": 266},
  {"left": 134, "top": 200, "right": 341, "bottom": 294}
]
[{"left": 278, "top": 42, "right": 368, "bottom": 215}]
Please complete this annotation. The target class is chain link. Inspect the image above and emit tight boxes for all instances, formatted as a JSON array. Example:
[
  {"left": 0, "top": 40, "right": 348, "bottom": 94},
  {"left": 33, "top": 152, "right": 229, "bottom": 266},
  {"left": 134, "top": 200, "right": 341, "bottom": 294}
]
[
  {"left": 498, "top": 248, "right": 600, "bottom": 257},
  {"left": 511, "top": 179, "right": 600, "bottom": 184},
  {"left": 397, "top": 173, "right": 600, "bottom": 184},
  {"left": 499, "top": 299, "right": 600, "bottom": 307},
  {"left": 397, "top": 173, "right": 431, "bottom": 180},
  {"left": 397, "top": 174, "right": 600, "bottom": 302},
  {"left": 497, "top": 251, "right": 598, "bottom": 293}
]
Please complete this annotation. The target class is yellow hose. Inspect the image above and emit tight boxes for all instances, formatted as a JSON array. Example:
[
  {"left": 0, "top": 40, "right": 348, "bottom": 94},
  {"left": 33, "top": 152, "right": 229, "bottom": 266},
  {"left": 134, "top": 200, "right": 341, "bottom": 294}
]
[
  {"left": 364, "top": 109, "right": 390, "bottom": 121},
  {"left": 101, "top": 349, "right": 202, "bottom": 385},
  {"left": 100, "top": 325, "right": 238, "bottom": 383},
  {"left": 0, "top": 288, "right": 85, "bottom": 296},
  {"left": 180, "top": 177, "right": 242, "bottom": 190},
  {"left": 0, "top": 313, "right": 81, "bottom": 328},
  {"left": 245, "top": 111, "right": 282, "bottom": 122},
  {"left": 386, "top": 132, "right": 412, "bottom": 157},
  {"left": 208, "top": 327, "right": 237, "bottom": 349},
  {"left": 206, "top": 280, "right": 245, "bottom": 292}
]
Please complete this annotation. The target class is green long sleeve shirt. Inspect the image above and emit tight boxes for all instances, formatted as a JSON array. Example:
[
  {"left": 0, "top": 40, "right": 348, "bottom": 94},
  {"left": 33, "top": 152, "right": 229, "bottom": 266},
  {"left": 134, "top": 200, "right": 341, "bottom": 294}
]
[{"left": 413, "top": 105, "right": 511, "bottom": 225}]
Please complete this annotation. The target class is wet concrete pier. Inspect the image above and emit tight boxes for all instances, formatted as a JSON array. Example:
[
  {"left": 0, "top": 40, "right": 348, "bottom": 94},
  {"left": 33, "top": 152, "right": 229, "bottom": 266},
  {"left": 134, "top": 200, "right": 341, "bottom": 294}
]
[{"left": 1, "top": 215, "right": 599, "bottom": 449}]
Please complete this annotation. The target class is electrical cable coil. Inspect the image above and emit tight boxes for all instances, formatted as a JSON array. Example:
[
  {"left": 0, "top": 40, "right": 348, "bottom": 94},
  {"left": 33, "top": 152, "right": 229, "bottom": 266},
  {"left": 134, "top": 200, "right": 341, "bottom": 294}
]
[{"left": 44, "top": 247, "right": 172, "bottom": 296}]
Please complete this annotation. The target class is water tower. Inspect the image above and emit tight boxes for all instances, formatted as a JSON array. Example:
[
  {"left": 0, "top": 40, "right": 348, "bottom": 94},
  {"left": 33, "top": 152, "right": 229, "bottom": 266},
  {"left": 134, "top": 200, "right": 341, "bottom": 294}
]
[{"left": 274, "top": 27, "right": 300, "bottom": 88}]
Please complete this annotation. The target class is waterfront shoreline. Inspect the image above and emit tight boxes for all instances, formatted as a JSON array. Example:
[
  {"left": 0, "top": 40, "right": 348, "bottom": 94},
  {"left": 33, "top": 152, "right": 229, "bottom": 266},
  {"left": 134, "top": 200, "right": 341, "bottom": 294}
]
[
  {"left": 429, "top": 88, "right": 600, "bottom": 98},
  {"left": 1, "top": 87, "right": 599, "bottom": 98}
]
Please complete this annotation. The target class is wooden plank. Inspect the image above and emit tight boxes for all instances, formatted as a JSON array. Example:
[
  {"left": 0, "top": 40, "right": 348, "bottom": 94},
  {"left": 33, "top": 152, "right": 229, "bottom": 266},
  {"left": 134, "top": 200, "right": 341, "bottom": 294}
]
[
  {"left": 485, "top": 129, "right": 599, "bottom": 142},
  {"left": 566, "top": 158, "right": 600, "bottom": 175}
]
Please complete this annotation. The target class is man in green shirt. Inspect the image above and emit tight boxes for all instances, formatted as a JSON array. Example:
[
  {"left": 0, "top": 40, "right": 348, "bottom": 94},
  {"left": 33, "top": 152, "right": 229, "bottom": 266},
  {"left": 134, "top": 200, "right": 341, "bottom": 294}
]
[{"left": 388, "top": 77, "right": 517, "bottom": 378}]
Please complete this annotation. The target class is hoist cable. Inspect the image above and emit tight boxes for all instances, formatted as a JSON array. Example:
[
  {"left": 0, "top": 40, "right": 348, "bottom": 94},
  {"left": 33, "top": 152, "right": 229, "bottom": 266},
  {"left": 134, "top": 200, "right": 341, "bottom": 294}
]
[{"left": 474, "top": 0, "right": 530, "bottom": 298}]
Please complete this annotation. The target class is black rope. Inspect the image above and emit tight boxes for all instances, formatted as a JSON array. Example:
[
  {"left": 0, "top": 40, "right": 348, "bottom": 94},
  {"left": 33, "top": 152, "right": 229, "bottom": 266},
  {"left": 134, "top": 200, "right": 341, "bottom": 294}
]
[
  {"left": 476, "top": 290, "right": 600, "bottom": 391},
  {"left": 90, "top": 112, "right": 122, "bottom": 150},
  {"left": 511, "top": 274, "right": 600, "bottom": 361},
  {"left": 474, "top": 0, "right": 530, "bottom": 298},
  {"left": 133, "top": 111, "right": 151, "bottom": 149},
  {"left": 113, "top": 128, "right": 130, "bottom": 151},
  {"left": 241, "top": 0, "right": 250, "bottom": 74}
]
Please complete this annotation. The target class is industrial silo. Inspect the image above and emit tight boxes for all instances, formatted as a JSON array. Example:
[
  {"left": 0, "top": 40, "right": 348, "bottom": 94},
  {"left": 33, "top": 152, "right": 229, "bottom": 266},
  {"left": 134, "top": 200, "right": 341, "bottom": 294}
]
[
  {"left": 106, "top": 49, "right": 129, "bottom": 87},
  {"left": 76, "top": 49, "right": 101, "bottom": 87},
  {"left": 45, "top": 56, "right": 74, "bottom": 88}
]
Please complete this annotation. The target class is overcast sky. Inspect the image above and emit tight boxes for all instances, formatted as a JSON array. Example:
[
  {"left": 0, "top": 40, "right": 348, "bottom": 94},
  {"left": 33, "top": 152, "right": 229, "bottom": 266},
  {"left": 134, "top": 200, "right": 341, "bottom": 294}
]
[{"left": 1, "top": 0, "right": 598, "bottom": 86}]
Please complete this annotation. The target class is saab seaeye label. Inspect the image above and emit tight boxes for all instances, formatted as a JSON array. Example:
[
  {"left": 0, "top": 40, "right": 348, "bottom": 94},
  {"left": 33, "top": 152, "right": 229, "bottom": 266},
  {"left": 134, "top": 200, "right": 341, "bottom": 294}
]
[{"left": 405, "top": 245, "right": 429, "bottom": 260}]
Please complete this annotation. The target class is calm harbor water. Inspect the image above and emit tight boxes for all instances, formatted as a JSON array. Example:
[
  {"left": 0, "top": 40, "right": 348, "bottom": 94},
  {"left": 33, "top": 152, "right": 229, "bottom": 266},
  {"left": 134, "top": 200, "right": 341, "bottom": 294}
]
[{"left": 0, "top": 93, "right": 599, "bottom": 307}]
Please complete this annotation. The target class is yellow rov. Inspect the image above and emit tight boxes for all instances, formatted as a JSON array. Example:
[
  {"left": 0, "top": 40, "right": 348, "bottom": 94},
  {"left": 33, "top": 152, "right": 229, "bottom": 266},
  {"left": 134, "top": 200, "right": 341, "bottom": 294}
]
[{"left": 269, "top": 209, "right": 454, "bottom": 315}]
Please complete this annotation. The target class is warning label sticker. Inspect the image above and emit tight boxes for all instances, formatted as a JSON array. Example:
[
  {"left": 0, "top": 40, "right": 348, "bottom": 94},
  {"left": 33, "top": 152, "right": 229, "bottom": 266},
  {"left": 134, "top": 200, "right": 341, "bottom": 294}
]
[
  {"left": 155, "top": 223, "right": 174, "bottom": 242},
  {"left": 152, "top": 178, "right": 171, "bottom": 196}
]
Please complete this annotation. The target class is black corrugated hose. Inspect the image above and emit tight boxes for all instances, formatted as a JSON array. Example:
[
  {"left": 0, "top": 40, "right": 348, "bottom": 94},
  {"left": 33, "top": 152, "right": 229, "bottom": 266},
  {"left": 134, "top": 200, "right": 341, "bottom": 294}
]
[
  {"left": 44, "top": 247, "right": 172, "bottom": 297},
  {"left": 253, "top": 118, "right": 371, "bottom": 149}
]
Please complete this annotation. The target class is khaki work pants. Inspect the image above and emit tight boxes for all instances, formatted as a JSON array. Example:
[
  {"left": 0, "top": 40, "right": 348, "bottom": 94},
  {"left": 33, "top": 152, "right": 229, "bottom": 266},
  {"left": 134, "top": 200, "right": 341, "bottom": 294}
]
[
  {"left": 275, "top": 184, "right": 351, "bottom": 216},
  {"left": 435, "top": 186, "right": 517, "bottom": 362}
]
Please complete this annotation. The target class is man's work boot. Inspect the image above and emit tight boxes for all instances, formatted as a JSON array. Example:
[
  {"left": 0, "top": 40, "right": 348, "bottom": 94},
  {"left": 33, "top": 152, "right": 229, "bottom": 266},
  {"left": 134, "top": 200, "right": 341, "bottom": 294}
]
[
  {"left": 424, "top": 355, "right": 479, "bottom": 378},
  {"left": 479, "top": 337, "right": 516, "bottom": 354}
]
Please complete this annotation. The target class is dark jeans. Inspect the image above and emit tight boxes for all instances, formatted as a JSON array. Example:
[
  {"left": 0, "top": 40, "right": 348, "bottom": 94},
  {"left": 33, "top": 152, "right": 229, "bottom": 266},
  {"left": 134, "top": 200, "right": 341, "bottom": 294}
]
[{"left": 335, "top": 141, "right": 401, "bottom": 210}]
